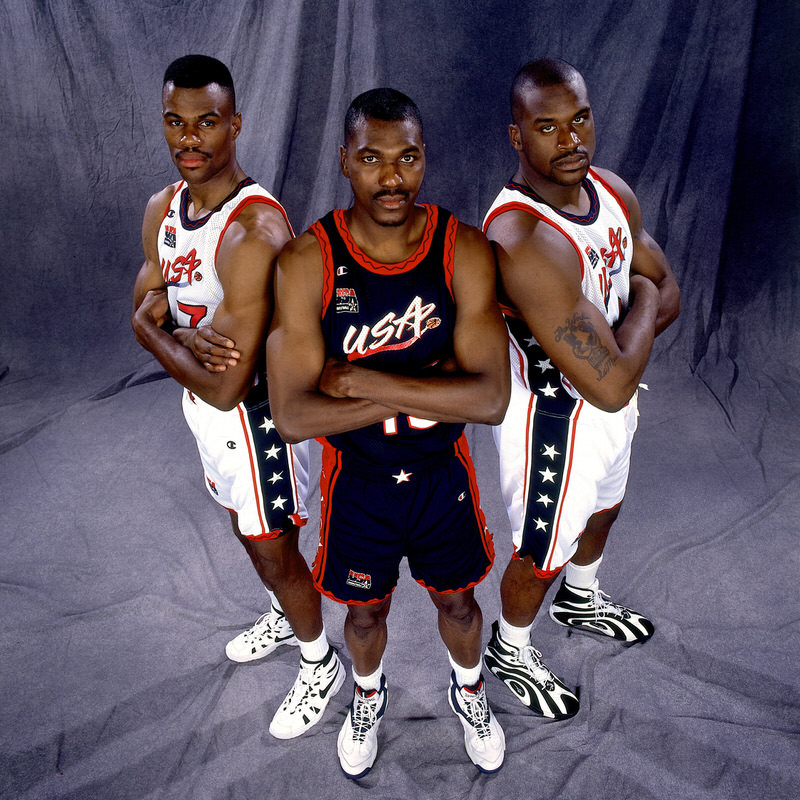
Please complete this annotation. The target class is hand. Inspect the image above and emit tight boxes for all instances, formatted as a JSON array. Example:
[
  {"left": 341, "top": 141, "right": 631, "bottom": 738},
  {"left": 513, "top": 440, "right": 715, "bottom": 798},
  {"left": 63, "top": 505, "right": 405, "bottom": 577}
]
[
  {"left": 319, "top": 356, "right": 357, "bottom": 398},
  {"left": 174, "top": 325, "right": 241, "bottom": 373},
  {"left": 134, "top": 288, "right": 171, "bottom": 329},
  {"left": 629, "top": 273, "right": 660, "bottom": 305}
]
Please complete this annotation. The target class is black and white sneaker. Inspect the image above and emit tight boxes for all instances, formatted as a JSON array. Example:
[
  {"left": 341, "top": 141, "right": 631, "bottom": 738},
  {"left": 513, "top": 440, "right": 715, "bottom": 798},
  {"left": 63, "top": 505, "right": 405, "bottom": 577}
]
[
  {"left": 225, "top": 608, "right": 298, "bottom": 663},
  {"left": 337, "top": 677, "right": 388, "bottom": 779},
  {"left": 484, "top": 621, "right": 578, "bottom": 719},
  {"left": 549, "top": 579, "right": 654, "bottom": 643},
  {"left": 447, "top": 672, "right": 505, "bottom": 773},
  {"left": 269, "top": 645, "right": 345, "bottom": 739}
]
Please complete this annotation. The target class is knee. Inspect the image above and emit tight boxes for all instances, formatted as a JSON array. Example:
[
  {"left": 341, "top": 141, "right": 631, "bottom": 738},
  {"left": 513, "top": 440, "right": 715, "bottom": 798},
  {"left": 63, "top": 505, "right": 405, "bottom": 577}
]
[
  {"left": 347, "top": 602, "right": 390, "bottom": 636},
  {"left": 436, "top": 594, "right": 480, "bottom": 628}
]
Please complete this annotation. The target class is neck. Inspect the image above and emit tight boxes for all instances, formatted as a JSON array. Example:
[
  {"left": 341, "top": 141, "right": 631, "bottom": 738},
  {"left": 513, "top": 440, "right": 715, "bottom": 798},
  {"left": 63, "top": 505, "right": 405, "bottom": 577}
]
[
  {"left": 344, "top": 204, "right": 426, "bottom": 264},
  {"left": 513, "top": 165, "right": 587, "bottom": 213},
  {"left": 186, "top": 164, "right": 246, "bottom": 219}
]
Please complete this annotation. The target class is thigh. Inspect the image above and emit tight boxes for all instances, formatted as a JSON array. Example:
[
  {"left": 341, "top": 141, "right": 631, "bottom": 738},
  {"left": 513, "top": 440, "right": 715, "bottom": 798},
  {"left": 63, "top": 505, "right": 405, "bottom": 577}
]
[{"left": 407, "top": 437, "right": 494, "bottom": 594}]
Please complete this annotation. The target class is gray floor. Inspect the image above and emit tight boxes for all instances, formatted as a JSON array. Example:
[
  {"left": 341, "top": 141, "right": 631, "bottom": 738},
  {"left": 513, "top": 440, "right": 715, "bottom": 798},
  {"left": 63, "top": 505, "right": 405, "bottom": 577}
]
[{"left": 2, "top": 360, "right": 798, "bottom": 800}]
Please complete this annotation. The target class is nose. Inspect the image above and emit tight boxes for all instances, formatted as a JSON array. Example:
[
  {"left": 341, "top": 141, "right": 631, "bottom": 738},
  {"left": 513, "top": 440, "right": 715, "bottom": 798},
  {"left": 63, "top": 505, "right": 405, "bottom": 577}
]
[
  {"left": 557, "top": 126, "right": 581, "bottom": 150},
  {"left": 181, "top": 125, "right": 201, "bottom": 148},
  {"left": 378, "top": 161, "right": 402, "bottom": 188}
]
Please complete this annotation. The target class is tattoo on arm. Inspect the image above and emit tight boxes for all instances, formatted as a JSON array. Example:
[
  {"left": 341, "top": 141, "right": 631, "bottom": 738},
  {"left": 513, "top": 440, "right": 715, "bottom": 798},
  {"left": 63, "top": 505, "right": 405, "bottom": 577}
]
[{"left": 554, "top": 313, "right": 616, "bottom": 380}]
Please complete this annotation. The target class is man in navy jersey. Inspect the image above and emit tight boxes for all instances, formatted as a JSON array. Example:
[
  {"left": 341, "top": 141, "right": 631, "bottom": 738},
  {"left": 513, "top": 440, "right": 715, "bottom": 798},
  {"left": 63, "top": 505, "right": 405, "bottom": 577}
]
[
  {"left": 481, "top": 58, "right": 680, "bottom": 719},
  {"left": 131, "top": 54, "right": 341, "bottom": 740},
  {"left": 267, "top": 89, "right": 510, "bottom": 777}
]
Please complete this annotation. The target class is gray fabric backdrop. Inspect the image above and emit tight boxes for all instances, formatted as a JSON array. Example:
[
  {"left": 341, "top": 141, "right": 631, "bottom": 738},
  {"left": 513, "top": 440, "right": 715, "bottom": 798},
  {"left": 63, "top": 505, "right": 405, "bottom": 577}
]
[{"left": 1, "top": 1, "right": 798, "bottom": 799}]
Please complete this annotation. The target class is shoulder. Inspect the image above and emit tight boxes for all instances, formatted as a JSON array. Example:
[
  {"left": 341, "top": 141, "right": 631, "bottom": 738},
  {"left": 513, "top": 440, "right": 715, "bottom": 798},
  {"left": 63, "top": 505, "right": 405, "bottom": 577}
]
[
  {"left": 277, "top": 228, "right": 323, "bottom": 270},
  {"left": 590, "top": 166, "right": 640, "bottom": 219},
  {"left": 143, "top": 182, "right": 180, "bottom": 228}
]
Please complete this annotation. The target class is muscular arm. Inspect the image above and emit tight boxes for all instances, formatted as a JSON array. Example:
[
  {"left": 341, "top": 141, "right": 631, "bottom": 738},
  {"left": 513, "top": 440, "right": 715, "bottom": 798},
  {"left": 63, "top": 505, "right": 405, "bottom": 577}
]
[
  {"left": 594, "top": 167, "right": 680, "bottom": 335},
  {"left": 132, "top": 191, "right": 291, "bottom": 411},
  {"left": 319, "top": 223, "right": 510, "bottom": 424},
  {"left": 488, "top": 209, "right": 660, "bottom": 412},
  {"left": 266, "top": 233, "right": 395, "bottom": 444}
]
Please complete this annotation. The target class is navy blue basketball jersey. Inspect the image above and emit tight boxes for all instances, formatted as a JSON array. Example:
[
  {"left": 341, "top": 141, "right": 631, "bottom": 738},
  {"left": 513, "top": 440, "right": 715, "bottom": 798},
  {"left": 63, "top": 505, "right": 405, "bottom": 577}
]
[{"left": 312, "top": 204, "right": 463, "bottom": 467}]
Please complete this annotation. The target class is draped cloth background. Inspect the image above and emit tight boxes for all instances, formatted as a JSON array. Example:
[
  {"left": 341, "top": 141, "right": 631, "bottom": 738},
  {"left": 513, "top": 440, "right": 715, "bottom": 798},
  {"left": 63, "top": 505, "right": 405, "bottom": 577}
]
[{"left": 1, "top": 2, "right": 798, "bottom": 799}]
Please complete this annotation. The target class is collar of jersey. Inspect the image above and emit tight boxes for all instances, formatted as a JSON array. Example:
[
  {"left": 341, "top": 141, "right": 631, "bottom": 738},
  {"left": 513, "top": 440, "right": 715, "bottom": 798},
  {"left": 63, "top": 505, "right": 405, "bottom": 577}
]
[
  {"left": 506, "top": 175, "right": 600, "bottom": 225},
  {"left": 179, "top": 177, "right": 255, "bottom": 230},
  {"left": 333, "top": 204, "right": 438, "bottom": 274}
]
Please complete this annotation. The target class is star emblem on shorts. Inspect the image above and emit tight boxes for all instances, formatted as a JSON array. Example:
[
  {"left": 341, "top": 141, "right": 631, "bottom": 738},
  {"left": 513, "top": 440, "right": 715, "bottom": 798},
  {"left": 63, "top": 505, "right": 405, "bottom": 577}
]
[
  {"left": 259, "top": 417, "right": 276, "bottom": 434},
  {"left": 539, "top": 467, "right": 557, "bottom": 483},
  {"left": 271, "top": 496, "right": 287, "bottom": 510},
  {"left": 267, "top": 471, "right": 283, "bottom": 484},
  {"left": 536, "top": 492, "right": 553, "bottom": 507},
  {"left": 540, "top": 382, "right": 558, "bottom": 398},
  {"left": 525, "top": 336, "right": 537, "bottom": 347},
  {"left": 264, "top": 444, "right": 281, "bottom": 460},
  {"left": 541, "top": 443, "right": 560, "bottom": 460},
  {"left": 534, "top": 517, "right": 549, "bottom": 531},
  {"left": 536, "top": 358, "right": 553, "bottom": 372},
  {"left": 393, "top": 469, "right": 412, "bottom": 484}
]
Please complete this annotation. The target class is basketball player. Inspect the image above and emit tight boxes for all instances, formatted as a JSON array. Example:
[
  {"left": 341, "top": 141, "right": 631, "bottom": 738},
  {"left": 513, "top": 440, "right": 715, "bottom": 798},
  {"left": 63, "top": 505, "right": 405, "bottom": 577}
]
[
  {"left": 266, "top": 89, "right": 510, "bottom": 777},
  {"left": 481, "top": 58, "right": 680, "bottom": 718},
  {"left": 131, "top": 55, "right": 342, "bottom": 739}
]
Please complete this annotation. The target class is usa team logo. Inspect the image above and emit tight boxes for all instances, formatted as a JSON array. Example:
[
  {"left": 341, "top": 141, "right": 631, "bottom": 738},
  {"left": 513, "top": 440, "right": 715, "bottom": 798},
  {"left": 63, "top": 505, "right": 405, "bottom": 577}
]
[
  {"left": 163, "top": 225, "right": 177, "bottom": 248},
  {"left": 346, "top": 569, "right": 372, "bottom": 590},
  {"left": 336, "top": 287, "right": 359, "bottom": 314},
  {"left": 585, "top": 244, "right": 599, "bottom": 268}
]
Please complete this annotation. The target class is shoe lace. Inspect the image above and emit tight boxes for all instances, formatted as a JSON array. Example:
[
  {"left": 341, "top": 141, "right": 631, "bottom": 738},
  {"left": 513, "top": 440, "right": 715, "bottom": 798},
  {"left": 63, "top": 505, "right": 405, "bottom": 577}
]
[
  {"left": 351, "top": 690, "right": 381, "bottom": 741},
  {"left": 590, "top": 585, "right": 629, "bottom": 620},
  {"left": 458, "top": 686, "right": 492, "bottom": 739},
  {"left": 519, "top": 645, "right": 555, "bottom": 689}
]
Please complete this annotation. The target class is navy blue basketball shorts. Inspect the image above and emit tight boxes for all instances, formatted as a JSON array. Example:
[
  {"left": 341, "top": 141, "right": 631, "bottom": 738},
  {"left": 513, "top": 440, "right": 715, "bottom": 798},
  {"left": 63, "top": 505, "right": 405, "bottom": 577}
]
[{"left": 312, "top": 434, "right": 495, "bottom": 604}]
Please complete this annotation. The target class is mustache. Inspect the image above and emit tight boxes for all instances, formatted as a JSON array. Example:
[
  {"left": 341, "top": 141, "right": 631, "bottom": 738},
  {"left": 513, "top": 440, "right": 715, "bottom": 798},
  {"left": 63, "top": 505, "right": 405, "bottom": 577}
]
[
  {"left": 177, "top": 149, "right": 211, "bottom": 158},
  {"left": 373, "top": 189, "right": 410, "bottom": 200},
  {"left": 552, "top": 149, "right": 589, "bottom": 164}
]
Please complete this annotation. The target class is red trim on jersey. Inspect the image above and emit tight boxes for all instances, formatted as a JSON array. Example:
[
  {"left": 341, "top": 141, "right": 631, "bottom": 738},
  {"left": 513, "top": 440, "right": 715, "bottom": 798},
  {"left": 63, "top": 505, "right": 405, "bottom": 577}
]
[
  {"left": 162, "top": 182, "right": 184, "bottom": 225},
  {"left": 236, "top": 404, "right": 269, "bottom": 537},
  {"left": 589, "top": 168, "right": 629, "bottom": 220},
  {"left": 545, "top": 399, "right": 583, "bottom": 571},
  {"left": 312, "top": 220, "right": 335, "bottom": 318},
  {"left": 213, "top": 196, "right": 294, "bottom": 268},
  {"left": 483, "top": 201, "right": 585, "bottom": 281},
  {"left": 442, "top": 214, "right": 458, "bottom": 300},
  {"left": 314, "top": 440, "right": 341, "bottom": 587},
  {"left": 332, "top": 204, "right": 439, "bottom": 274},
  {"left": 454, "top": 433, "right": 495, "bottom": 564}
]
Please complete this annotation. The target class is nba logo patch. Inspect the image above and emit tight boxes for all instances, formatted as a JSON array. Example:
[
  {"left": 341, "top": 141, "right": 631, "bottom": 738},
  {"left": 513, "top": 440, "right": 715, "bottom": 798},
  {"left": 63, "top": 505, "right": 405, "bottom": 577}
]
[
  {"left": 164, "top": 225, "right": 177, "bottom": 248},
  {"left": 336, "top": 287, "right": 359, "bottom": 314}
]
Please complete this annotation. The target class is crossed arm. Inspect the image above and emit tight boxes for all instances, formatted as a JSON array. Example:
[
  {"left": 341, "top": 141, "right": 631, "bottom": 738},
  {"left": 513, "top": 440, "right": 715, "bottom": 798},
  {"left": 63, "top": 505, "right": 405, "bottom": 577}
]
[
  {"left": 488, "top": 170, "right": 679, "bottom": 413},
  {"left": 131, "top": 187, "right": 291, "bottom": 411},
  {"left": 266, "top": 222, "right": 511, "bottom": 444}
]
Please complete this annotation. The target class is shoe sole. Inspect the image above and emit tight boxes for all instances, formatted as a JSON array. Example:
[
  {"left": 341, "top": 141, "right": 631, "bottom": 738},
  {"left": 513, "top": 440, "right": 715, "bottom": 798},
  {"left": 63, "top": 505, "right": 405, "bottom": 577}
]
[
  {"left": 225, "top": 633, "right": 299, "bottom": 663},
  {"left": 268, "top": 660, "right": 346, "bottom": 740}
]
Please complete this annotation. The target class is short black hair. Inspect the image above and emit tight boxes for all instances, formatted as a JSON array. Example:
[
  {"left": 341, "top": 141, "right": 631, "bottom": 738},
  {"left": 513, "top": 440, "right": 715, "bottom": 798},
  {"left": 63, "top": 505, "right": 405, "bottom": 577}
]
[
  {"left": 344, "top": 88, "right": 423, "bottom": 145},
  {"left": 163, "top": 54, "right": 235, "bottom": 109},
  {"left": 511, "top": 58, "right": 583, "bottom": 124}
]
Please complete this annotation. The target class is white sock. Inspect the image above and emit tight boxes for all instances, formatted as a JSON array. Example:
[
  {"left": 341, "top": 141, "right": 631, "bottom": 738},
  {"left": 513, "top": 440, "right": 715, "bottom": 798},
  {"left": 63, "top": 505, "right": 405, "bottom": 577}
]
[
  {"left": 353, "top": 661, "right": 383, "bottom": 692},
  {"left": 298, "top": 628, "right": 329, "bottom": 662},
  {"left": 499, "top": 615, "right": 532, "bottom": 648},
  {"left": 565, "top": 556, "right": 603, "bottom": 589},
  {"left": 265, "top": 588, "right": 283, "bottom": 614},
  {"left": 448, "top": 652, "right": 482, "bottom": 688}
]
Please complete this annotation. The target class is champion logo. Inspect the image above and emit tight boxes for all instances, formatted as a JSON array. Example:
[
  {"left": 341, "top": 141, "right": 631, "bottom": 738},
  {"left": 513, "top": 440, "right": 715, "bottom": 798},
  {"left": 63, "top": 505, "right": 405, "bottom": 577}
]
[{"left": 336, "top": 265, "right": 348, "bottom": 276}]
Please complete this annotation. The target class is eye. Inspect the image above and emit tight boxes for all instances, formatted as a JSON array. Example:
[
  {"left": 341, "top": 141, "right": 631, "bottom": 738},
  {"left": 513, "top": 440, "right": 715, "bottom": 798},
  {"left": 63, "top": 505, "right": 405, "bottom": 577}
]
[
  {"left": 540, "top": 124, "right": 556, "bottom": 134},
  {"left": 399, "top": 154, "right": 416, "bottom": 163},
  {"left": 200, "top": 120, "right": 215, "bottom": 128},
  {"left": 573, "top": 115, "right": 586, "bottom": 125},
  {"left": 362, "top": 154, "right": 378, "bottom": 163}
]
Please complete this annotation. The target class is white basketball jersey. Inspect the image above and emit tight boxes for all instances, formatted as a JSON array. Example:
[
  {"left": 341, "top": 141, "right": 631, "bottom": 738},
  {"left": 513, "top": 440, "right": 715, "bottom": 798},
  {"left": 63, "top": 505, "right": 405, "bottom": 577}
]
[
  {"left": 483, "top": 168, "right": 632, "bottom": 329},
  {"left": 157, "top": 178, "right": 291, "bottom": 328}
]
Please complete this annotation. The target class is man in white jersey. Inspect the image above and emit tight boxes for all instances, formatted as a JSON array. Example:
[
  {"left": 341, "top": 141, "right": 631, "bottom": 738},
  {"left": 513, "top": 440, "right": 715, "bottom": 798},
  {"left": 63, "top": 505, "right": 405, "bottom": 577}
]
[
  {"left": 481, "top": 58, "right": 680, "bottom": 719},
  {"left": 131, "top": 54, "right": 342, "bottom": 738}
]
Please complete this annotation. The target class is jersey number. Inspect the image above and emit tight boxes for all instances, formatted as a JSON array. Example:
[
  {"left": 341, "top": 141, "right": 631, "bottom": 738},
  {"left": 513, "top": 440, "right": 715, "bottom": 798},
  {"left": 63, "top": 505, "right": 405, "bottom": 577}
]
[
  {"left": 177, "top": 301, "right": 208, "bottom": 328},
  {"left": 383, "top": 415, "right": 438, "bottom": 435}
]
